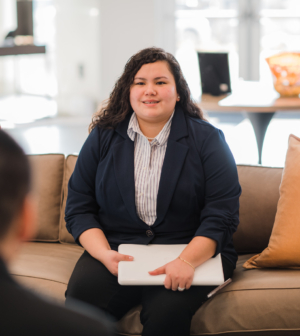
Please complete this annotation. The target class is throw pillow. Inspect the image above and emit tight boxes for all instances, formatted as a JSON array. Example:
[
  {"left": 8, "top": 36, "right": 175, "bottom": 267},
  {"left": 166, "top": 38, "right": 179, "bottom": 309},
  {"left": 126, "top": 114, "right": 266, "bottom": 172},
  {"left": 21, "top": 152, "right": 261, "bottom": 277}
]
[{"left": 243, "top": 134, "right": 300, "bottom": 269}]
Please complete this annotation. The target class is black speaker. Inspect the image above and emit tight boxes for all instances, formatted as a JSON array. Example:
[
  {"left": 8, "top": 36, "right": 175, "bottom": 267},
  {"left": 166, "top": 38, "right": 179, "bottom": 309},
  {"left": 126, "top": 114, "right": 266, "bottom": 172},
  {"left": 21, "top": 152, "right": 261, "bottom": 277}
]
[{"left": 198, "top": 52, "right": 231, "bottom": 96}]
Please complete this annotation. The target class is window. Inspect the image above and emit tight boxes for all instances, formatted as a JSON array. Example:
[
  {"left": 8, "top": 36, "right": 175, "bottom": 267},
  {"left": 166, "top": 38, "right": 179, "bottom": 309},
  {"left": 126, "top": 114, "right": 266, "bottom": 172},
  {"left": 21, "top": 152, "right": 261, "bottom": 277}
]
[
  {"left": 175, "top": 0, "right": 300, "bottom": 99},
  {"left": 0, "top": 0, "right": 56, "bottom": 96}
]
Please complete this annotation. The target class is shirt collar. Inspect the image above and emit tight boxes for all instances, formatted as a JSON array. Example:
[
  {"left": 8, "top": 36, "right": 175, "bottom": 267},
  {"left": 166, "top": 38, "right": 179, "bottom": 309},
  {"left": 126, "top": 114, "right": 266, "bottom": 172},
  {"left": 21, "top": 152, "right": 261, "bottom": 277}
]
[{"left": 127, "top": 111, "right": 174, "bottom": 146}]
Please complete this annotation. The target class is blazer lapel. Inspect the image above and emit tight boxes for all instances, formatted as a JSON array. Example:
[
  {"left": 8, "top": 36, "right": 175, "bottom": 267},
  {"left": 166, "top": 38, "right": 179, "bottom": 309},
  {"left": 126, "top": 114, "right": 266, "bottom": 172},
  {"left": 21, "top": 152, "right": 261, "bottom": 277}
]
[
  {"left": 113, "top": 107, "right": 189, "bottom": 229},
  {"left": 113, "top": 112, "right": 147, "bottom": 227},
  {"left": 153, "top": 106, "right": 189, "bottom": 227}
]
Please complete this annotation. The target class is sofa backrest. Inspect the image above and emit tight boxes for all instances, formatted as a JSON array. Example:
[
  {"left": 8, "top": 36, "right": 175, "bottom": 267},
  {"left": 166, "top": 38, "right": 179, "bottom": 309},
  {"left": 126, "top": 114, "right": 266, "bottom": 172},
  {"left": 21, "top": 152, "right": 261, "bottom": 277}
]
[
  {"left": 29, "top": 154, "right": 65, "bottom": 242},
  {"left": 58, "top": 158, "right": 283, "bottom": 253},
  {"left": 234, "top": 165, "right": 282, "bottom": 254},
  {"left": 29, "top": 154, "right": 283, "bottom": 253},
  {"left": 28, "top": 154, "right": 77, "bottom": 244},
  {"left": 59, "top": 155, "right": 77, "bottom": 244}
]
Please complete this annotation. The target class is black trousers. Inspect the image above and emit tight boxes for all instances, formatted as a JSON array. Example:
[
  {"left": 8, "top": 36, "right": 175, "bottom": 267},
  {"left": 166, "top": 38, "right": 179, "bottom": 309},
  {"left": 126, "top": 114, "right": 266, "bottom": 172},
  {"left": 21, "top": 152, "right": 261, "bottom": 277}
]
[{"left": 66, "top": 251, "right": 234, "bottom": 336}]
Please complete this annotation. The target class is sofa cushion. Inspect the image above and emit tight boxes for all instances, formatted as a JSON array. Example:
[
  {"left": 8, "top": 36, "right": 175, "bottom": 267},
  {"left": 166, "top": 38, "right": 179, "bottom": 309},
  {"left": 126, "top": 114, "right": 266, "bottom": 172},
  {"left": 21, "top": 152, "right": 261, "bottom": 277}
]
[
  {"left": 29, "top": 154, "right": 65, "bottom": 242},
  {"left": 191, "top": 254, "right": 300, "bottom": 335},
  {"left": 234, "top": 165, "right": 282, "bottom": 254},
  {"left": 9, "top": 242, "right": 83, "bottom": 304},
  {"left": 11, "top": 244, "right": 300, "bottom": 335},
  {"left": 59, "top": 155, "right": 77, "bottom": 244},
  {"left": 244, "top": 134, "right": 300, "bottom": 269},
  {"left": 117, "top": 254, "right": 300, "bottom": 335}
]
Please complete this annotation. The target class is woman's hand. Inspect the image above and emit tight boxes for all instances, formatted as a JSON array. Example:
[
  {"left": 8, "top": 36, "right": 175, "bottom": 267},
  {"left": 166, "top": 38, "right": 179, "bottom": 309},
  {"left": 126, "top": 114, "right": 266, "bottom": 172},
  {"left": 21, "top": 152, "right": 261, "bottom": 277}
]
[
  {"left": 148, "top": 257, "right": 195, "bottom": 291},
  {"left": 100, "top": 250, "right": 134, "bottom": 276}
]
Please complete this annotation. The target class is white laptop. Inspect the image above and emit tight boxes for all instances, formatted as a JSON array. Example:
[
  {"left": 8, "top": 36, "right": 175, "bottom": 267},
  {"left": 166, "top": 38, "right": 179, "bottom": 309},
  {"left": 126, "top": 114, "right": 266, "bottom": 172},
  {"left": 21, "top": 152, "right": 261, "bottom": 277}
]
[{"left": 118, "top": 244, "right": 224, "bottom": 286}]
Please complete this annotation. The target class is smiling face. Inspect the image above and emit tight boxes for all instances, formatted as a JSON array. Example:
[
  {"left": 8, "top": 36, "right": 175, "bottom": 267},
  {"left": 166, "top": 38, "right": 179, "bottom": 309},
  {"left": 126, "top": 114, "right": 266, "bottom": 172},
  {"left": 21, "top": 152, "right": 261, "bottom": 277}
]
[{"left": 129, "top": 61, "right": 179, "bottom": 125}]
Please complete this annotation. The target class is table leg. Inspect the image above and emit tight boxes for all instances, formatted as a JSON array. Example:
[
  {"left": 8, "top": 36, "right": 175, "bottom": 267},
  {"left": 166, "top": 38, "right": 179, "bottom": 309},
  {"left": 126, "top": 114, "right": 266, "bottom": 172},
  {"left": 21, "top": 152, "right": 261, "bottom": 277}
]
[{"left": 245, "top": 112, "right": 275, "bottom": 165}]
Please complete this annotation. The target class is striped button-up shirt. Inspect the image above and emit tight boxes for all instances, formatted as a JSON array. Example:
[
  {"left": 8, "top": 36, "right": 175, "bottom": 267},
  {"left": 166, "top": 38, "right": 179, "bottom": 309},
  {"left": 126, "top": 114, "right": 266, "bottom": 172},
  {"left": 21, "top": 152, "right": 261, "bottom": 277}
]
[{"left": 127, "top": 111, "right": 174, "bottom": 225}]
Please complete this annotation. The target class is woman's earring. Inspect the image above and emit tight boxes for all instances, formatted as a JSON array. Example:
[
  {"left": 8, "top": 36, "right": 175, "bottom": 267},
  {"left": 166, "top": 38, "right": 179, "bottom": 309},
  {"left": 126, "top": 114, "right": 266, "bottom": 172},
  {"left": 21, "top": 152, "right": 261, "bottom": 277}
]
[{"left": 177, "top": 95, "right": 180, "bottom": 100}]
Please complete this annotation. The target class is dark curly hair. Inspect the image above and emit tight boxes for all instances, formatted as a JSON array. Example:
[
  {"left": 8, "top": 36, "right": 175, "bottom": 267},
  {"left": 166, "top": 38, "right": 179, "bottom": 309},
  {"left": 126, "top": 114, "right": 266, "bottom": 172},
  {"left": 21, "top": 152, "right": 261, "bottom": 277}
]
[{"left": 89, "top": 47, "right": 204, "bottom": 132}]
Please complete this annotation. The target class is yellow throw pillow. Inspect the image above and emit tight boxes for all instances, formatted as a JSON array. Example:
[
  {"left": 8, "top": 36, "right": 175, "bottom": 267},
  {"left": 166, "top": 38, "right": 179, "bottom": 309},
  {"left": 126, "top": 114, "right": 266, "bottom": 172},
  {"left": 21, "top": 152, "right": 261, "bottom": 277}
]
[{"left": 243, "top": 134, "right": 300, "bottom": 269}]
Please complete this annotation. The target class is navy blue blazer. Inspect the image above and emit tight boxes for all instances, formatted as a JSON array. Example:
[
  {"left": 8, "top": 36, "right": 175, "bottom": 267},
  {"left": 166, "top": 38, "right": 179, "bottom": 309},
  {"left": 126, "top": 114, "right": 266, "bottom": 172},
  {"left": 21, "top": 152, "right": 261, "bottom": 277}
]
[{"left": 65, "top": 105, "right": 241, "bottom": 267}]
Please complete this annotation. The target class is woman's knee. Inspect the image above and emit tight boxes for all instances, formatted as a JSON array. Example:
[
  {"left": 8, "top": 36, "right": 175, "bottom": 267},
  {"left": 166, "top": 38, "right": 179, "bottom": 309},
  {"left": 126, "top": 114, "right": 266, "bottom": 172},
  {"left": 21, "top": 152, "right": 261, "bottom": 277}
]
[
  {"left": 140, "top": 296, "right": 192, "bottom": 336},
  {"left": 66, "top": 251, "right": 116, "bottom": 306},
  {"left": 140, "top": 292, "right": 192, "bottom": 326}
]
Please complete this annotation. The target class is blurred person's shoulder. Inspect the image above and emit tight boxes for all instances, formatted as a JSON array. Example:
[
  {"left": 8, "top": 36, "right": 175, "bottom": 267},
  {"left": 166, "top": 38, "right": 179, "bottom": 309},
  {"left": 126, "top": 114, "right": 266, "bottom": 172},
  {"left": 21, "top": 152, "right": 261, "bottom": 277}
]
[{"left": 0, "top": 269, "right": 113, "bottom": 336}]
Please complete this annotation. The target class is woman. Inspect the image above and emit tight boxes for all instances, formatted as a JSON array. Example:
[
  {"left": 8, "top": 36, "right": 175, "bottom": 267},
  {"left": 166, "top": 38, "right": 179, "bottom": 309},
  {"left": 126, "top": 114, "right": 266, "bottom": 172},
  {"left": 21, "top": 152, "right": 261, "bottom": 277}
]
[{"left": 65, "top": 47, "right": 241, "bottom": 336}]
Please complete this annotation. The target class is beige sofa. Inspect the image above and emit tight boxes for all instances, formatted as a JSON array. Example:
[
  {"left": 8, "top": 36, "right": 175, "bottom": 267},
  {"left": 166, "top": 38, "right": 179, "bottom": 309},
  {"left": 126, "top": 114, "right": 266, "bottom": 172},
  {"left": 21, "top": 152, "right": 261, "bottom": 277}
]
[{"left": 9, "top": 154, "right": 300, "bottom": 335}]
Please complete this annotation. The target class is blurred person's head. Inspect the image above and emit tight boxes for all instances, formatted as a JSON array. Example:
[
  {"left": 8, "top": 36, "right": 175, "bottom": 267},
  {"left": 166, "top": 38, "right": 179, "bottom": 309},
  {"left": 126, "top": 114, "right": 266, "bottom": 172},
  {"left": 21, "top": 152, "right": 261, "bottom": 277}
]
[
  {"left": 0, "top": 130, "right": 36, "bottom": 263},
  {"left": 89, "top": 47, "right": 204, "bottom": 132}
]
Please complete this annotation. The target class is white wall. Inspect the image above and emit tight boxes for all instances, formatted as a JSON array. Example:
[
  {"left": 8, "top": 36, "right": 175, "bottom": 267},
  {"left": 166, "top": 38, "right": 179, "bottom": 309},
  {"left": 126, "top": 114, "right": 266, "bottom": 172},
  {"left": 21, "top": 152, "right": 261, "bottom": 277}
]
[
  {"left": 99, "top": 0, "right": 176, "bottom": 101},
  {"left": 0, "top": 0, "right": 16, "bottom": 94},
  {"left": 54, "top": 0, "right": 101, "bottom": 115},
  {"left": 54, "top": 0, "right": 175, "bottom": 115},
  {"left": 0, "top": 0, "right": 176, "bottom": 115},
  {"left": 0, "top": 0, "right": 16, "bottom": 40}
]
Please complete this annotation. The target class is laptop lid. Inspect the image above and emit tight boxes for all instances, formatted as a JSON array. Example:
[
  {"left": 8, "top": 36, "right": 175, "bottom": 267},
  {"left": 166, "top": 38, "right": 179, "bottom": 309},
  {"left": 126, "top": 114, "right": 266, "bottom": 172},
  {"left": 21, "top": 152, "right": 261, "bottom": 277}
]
[{"left": 118, "top": 244, "right": 224, "bottom": 286}]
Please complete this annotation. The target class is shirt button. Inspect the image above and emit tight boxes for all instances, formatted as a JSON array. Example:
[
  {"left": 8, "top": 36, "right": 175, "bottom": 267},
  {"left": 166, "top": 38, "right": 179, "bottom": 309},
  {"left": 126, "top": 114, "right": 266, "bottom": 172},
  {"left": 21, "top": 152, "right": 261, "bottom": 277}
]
[{"left": 146, "top": 230, "right": 153, "bottom": 237}]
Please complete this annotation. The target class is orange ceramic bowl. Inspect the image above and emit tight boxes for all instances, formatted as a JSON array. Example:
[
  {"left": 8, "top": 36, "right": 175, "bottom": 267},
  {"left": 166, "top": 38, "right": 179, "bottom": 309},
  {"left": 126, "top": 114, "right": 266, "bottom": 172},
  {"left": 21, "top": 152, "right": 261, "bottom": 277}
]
[{"left": 266, "top": 52, "right": 300, "bottom": 97}]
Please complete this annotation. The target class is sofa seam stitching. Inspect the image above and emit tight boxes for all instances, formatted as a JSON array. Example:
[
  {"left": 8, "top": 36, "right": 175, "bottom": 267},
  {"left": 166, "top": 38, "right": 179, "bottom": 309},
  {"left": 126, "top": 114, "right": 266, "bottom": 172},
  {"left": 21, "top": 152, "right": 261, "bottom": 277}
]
[
  {"left": 190, "top": 327, "right": 300, "bottom": 335},
  {"left": 212, "top": 287, "right": 300, "bottom": 297},
  {"left": 11, "top": 274, "right": 67, "bottom": 286}
]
